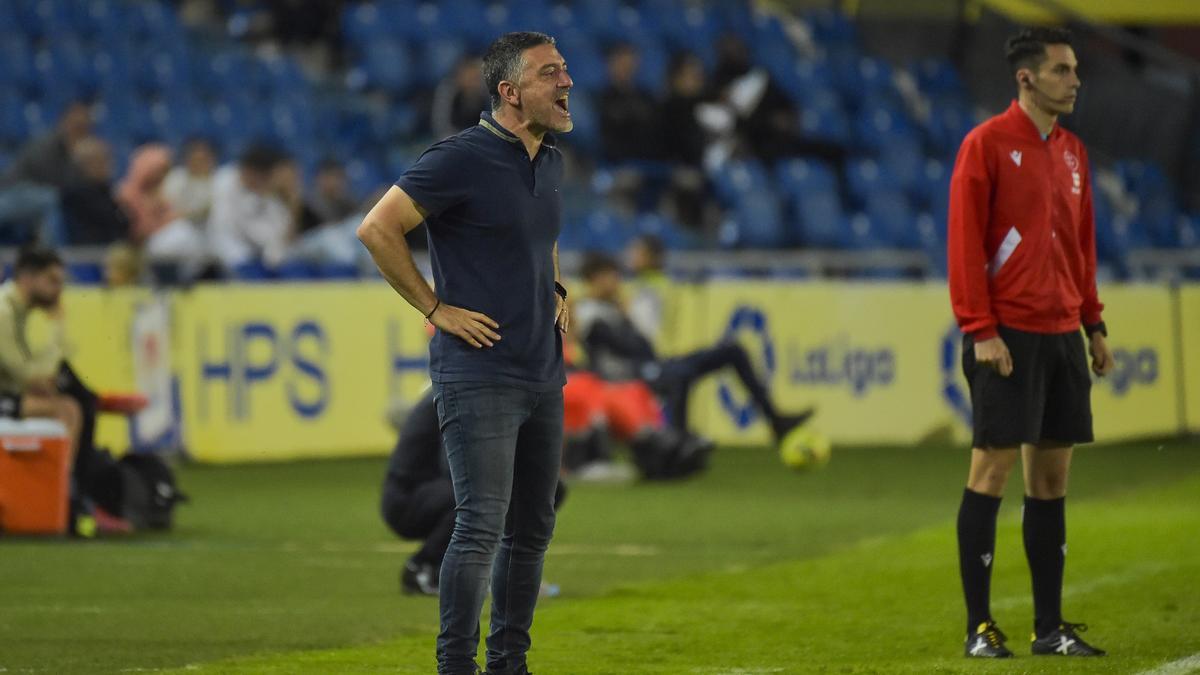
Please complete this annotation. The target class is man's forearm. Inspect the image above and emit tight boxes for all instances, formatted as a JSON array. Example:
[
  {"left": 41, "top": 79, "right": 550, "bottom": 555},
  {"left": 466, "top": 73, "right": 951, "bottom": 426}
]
[{"left": 360, "top": 221, "right": 438, "bottom": 316}]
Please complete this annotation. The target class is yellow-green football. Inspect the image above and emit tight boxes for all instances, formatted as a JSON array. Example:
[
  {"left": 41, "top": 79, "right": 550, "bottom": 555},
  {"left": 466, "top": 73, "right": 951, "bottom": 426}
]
[{"left": 779, "top": 426, "right": 832, "bottom": 470}]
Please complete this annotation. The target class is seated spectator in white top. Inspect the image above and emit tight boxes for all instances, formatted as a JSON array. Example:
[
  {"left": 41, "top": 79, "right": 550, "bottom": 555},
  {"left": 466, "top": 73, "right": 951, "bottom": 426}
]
[
  {"left": 117, "top": 143, "right": 209, "bottom": 277},
  {"left": 206, "top": 144, "right": 292, "bottom": 270},
  {"left": 163, "top": 138, "right": 217, "bottom": 227}
]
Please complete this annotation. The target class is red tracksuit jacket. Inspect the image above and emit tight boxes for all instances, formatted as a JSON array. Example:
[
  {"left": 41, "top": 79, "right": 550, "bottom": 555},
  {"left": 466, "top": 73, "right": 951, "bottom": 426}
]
[{"left": 947, "top": 100, "right": 1104, "bottom": 340}]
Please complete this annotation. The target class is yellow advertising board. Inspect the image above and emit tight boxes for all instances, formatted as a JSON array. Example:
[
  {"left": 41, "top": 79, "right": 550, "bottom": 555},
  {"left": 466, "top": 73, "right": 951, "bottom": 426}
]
[
  {"left": 686, "top": 281, "right": 968, "bottom": 446},
  {"left": 58, "top": 287, "right": 150, "bottom": 452},
  {"left": 171, "top": 283, "right": 432, "bottom": 462},
  {"left": 1088, "top": 285, "right": 1182, "bottom": 439},
  {"left": 1179, "top": 285, "right": 1200, "bottom": 433},
  {"left": 55, "top": 280, "right": 1191, "bottom": 462}
]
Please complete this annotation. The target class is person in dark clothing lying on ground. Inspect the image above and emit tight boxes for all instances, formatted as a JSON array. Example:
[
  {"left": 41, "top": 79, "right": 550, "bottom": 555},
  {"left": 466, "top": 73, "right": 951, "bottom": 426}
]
[{"left": 572, "top": 252, "right": 813, "bottom": 445}]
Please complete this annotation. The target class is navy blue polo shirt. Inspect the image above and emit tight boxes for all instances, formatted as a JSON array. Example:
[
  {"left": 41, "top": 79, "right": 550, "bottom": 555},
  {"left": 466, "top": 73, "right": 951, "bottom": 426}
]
[{"left": 395, "top": 111, "right": 565, "bottom": 391}]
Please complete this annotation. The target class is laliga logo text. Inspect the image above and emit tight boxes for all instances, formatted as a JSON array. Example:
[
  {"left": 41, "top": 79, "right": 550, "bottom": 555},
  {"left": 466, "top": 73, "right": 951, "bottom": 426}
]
[
  {"left": 1104, "top": 347, "right": 1157, "bottom": 396},
  {"left": 788, "top": 335, "right": 895, "bottom": 397}
]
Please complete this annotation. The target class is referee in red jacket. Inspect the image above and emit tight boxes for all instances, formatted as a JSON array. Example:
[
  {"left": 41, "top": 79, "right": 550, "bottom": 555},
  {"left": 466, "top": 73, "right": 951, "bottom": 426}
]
[{"left": 947, "top": 27, "right": 1115, "bottom": 659}]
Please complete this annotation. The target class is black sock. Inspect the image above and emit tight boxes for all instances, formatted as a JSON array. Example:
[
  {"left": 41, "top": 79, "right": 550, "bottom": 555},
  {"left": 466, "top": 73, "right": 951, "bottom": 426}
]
[
  {"left": 958, "top": 488, "right": 1002, "bottom": 635},
  {"left": 1023, "top": 496, "right": 1066, "bottom": 638}
]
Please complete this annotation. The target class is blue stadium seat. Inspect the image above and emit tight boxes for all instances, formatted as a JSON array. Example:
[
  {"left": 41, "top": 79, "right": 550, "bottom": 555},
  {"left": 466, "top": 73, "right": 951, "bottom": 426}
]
[
  {"left": 925, "top": 96, "right": 974, "bottom": 155},
  {"left": 1136, "top": 194, "right": 1181, "bottom": 247},
  {"left": 844, "top": 212, "right": 883, "bottom": 250},
  {"left": 658, "top": 3, "right": 720, "bottom": 66},
  {"left": 0, "top": 92, "right": 29, "bottom": 145},
  {"left": 710, "top": 160, "right": 771, "bottom": 206},
  {"left": 865, "top": 190, "right": 920, "bottom": 248},
  {"left": 854, "top": 100, "right": 916, "bottom": 153},
  {"left": 631, "top": 39, "right": 669, "bottom": 93},
  {"left": 723, "top": 189, "right": 787, "bottom": 249},
  {"left": 775, "top": 158, "right": 838, "bottom": 199},
  {"left": 418, "top": 38, "right": 467, "bottom": 88},
  {"left": 923, "top": 160, "right": 952, "bottom": 219},
  {"left": 794, "top": 191, "right": 847, "bottom": 248},
  {"left": 0, "top": 35, "right": 34, "bottom": 89},
  {"left": 580, "top": 208, "right": 634, "bottom": 253},
  {"left": 799, "top": 92, "right": 851, "bottom": 147},
  {"left": 633, "top": 212, "right": 700, "bottom": 250},
  {"left": 845, "top": 158, "right": 902, "bottom": 205},
  {"left": 878, "top": 136, "right": 925, "bottom": 197},
  {"left": 343, "top": 2, "right": 390, "bottom": 44},
  {"left": 913, "top": 57, "right": 965, "bottom": 96},
  {"left": 806, "top": 8, "right": 858, "bottom": 46},
  {"left": 360, "top": 39, "right": 415, "bottom": 92}
]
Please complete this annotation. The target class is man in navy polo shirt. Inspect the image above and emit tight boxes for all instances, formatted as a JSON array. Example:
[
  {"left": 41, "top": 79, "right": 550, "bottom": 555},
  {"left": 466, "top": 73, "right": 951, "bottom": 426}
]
[{"left": 358, "top": 32, "right": 572, "bottom": 675}]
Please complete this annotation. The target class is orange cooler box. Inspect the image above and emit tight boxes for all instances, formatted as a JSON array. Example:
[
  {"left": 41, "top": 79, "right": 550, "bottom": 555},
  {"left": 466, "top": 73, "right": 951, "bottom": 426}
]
[{"left": 0, "top": 418, "right": 71, "bottom": 535}]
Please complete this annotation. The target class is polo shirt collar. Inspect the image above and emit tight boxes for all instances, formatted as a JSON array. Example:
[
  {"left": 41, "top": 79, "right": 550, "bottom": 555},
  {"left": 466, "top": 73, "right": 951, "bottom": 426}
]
[
  {"left": 478, "top": 111, "right": 557, "bottom": 151},
  {"left": 1006, "top": 99, "right": 1058, "bottom": 142}
]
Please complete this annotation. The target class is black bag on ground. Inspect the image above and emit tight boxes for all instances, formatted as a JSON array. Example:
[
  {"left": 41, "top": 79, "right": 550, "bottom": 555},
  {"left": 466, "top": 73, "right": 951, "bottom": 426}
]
[{"left": 117, "top": 454, "right": 188, "bottom": 530}]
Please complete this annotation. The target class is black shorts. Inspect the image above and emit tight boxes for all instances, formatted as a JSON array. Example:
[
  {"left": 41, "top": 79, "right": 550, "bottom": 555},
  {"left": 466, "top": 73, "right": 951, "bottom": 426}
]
[{"left": 962, "top": 325, "right": 1093, "bottom": 449}]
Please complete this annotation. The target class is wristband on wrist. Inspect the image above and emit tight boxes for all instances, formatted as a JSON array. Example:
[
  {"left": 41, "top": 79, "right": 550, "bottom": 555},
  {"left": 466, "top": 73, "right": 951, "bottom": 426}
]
[
  {"left": 424, "top": 299, "right": 441, "bottom": 320},
  {"left": 1084, "top": 321, "right": 1107, "bottom": 338},
  {"left": 554, "top": 281, "right": 567, "bottom": 300}
]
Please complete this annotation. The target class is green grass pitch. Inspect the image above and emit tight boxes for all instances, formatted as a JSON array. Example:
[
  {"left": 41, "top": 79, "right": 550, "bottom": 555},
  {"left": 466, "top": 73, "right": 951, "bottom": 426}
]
[{"left": 1, "top": 440, "right": 1197, "bottom": 674}]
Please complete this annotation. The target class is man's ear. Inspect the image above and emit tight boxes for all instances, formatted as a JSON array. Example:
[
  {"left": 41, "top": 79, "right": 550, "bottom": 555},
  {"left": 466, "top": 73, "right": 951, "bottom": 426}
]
[{"left": 497, "top": 80, "right": 520, "bottom": 107}]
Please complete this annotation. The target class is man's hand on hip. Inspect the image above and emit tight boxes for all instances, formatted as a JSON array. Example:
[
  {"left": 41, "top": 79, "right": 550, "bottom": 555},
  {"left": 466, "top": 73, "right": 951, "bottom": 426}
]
[
  {"left": 975, "top": 336, "right": 1013, "bottom": 377},
  {"left": 555, "top": 295, "right": 569, "bottom": 333},
  {"left": 1088, "top": 332, "right": 1114, "bottom": 376},
  {"left": 429, "top": 304, "right": 501, "bottom": 349}
]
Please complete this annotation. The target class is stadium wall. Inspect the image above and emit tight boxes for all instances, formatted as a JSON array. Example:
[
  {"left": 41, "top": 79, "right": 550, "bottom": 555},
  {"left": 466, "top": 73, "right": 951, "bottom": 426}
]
[{"left": 50, "top": 281, "right": 1196, "bottom": 463}]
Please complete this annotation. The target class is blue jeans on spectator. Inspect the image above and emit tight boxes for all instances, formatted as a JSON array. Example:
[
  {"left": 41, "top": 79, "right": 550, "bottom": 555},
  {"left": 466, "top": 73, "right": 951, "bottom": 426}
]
[
  {"left": 0, "top": 183, "right": 64, "bottom": 245},
  {"left": 433, "top": 381, "right": 563, "bottom": 675}
]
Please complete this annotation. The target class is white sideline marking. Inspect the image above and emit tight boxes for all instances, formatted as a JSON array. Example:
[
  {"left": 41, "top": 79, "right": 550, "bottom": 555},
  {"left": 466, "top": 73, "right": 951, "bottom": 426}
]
[
  {"left": 1135, "top": 653, "right": 1200, "bottom": 675},
  {"left": 991, "top": 562, "right": 1168, "bottom": 611}
]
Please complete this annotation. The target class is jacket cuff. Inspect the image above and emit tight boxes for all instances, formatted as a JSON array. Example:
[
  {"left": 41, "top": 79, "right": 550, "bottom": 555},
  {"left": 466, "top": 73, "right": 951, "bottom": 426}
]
[{"left": 971, "top": 326, "right": 999, "bottom": 341}]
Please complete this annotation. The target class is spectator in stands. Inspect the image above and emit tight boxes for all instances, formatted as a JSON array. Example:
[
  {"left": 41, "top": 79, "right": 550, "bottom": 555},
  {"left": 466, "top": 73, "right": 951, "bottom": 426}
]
[
  {"left": 598, "top": 43, "right": 661, "bottom": 164},
  {"left": 2, "top": 100, "right": 92, "bottom": 190},
  {"left": 59, "top": 138, "right": 130, "bottom": 246},
  {"left": 661, "top": 53, "right": 708, "bottom": 167},
  {"left": 430, "top": 56, "right": 488, "bottom": 139},
  {"left": 0, "top": 100, "right": 93, "bottom": 245},
  {"left": 709, "top": 35, "right": 846, "bottom": 167},
  {"left": 270, "top": 155, "right": 320, "bottom": 235},
  {"left": 660, "top": 54, "right": 713, "bottom": 229},
  {"left": 117, "top": 143, "right": 208, "bottom": 275},
  {"left": 0, "top": 247, "right": 81, "bottom": 460},
  {"left": 163, "top": 137, "right": 217, "bottom": 227},
  {"left": 308, "top": 159, "right": 357, "bottom": 227},
  {"left": 574, "top": 252, "right": 812, "bottom": 441},
  {"left": 207, "top": 144, "right": 292, "bottom": 270}
]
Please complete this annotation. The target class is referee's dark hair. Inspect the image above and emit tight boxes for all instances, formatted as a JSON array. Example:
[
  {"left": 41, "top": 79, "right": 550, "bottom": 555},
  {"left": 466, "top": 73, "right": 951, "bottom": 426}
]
[
  {"left": 483, "top": 31, "right": 556, "bottom": 111},
  {"left": 14, "top": 245, "right": 64, "bottom": 276},
  {"left": 1005, "top": 27, "right": 1073, "bottom": 74},
  {"left": 580, "top": 251, "right": 621, "bottom": 282}
]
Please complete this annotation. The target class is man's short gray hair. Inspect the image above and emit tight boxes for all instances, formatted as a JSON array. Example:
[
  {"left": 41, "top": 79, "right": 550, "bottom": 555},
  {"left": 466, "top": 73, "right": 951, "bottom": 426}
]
[{"left": 482, "top": 31, "right": 556, "bottom": 111}]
